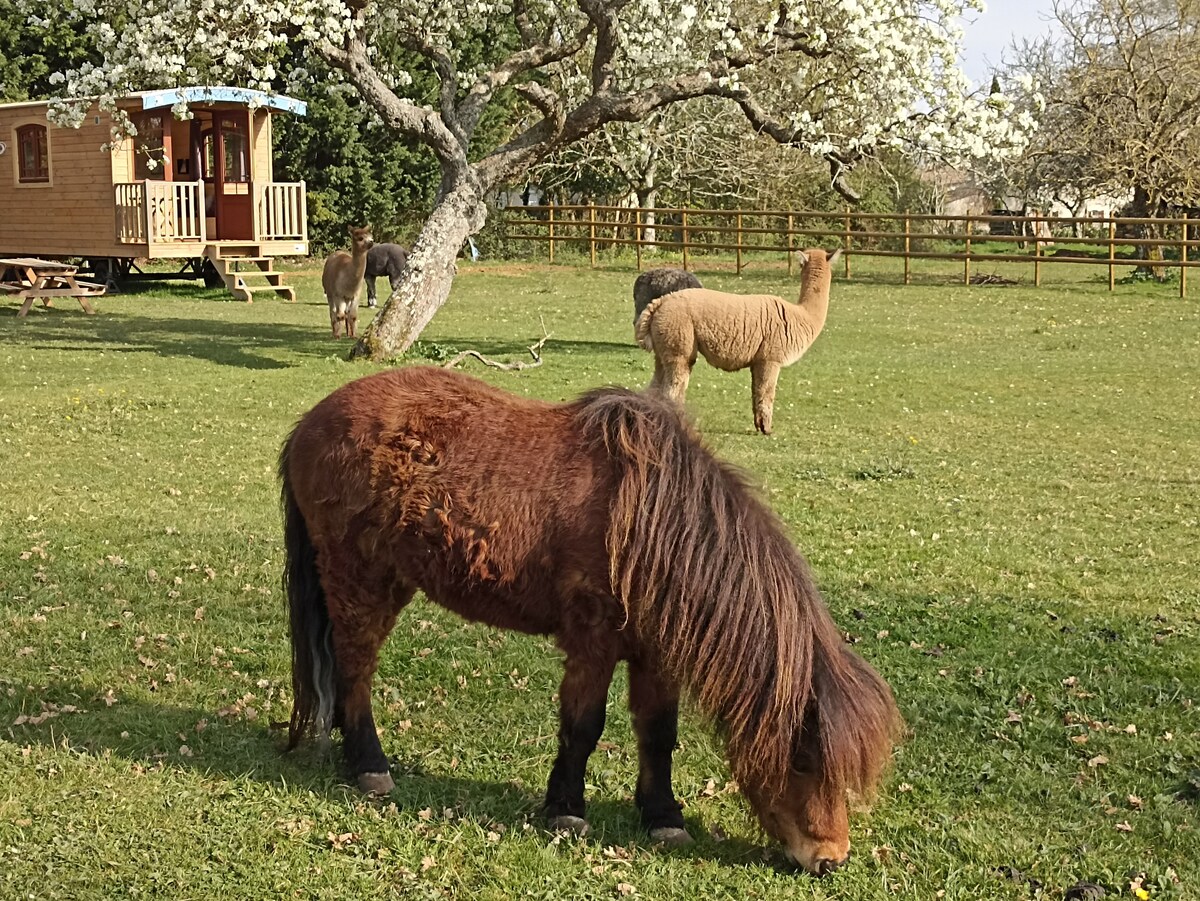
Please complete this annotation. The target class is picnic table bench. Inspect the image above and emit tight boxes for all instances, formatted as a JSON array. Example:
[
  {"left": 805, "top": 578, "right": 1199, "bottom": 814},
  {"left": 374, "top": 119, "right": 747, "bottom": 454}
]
[{"left": 0, "top": 257, "right": 106, "bottom": 317}]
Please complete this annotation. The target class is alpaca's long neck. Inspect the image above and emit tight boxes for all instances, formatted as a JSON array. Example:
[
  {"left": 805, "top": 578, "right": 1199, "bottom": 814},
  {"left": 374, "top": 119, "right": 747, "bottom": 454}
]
[
  {"left": 793, "top": 270, "right": 831, "bottom": 332},
  {"left": 351, "top": 245, "right": 370, "bottom": 280}
]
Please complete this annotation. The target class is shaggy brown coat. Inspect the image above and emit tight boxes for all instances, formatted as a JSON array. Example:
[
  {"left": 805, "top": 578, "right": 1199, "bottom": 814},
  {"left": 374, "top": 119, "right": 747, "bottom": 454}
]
[{"left": 280, "top": 366, "right": 898, "bottom": 873}]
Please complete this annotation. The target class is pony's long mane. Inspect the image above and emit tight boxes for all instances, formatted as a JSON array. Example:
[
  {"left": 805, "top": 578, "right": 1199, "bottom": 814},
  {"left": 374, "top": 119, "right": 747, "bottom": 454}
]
[{"left": 573, "top": 390, "right": 899, "bottom": 798}]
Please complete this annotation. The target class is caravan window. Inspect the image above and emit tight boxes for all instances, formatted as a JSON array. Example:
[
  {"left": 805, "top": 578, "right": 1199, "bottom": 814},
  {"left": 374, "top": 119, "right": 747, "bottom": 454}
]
[
  {"left": 16, "top": 124, "right": 49, "bottom": 183},
  {"left": 133, "top": 114, "right": 168, "bottom": 180}
]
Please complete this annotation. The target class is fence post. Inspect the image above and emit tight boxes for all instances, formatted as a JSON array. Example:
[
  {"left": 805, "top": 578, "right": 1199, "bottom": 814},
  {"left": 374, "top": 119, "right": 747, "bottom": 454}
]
[
  {"left": 904, "top": 213, "right": 911, "bottom": 285},
  {"left": 964, "top": 215, "right": 972, "bottom": 286},
  {"left": 1034, "top": 222, "right": 1042, "bottom": 288},
  {"left": 588, "top": 199, "right": 597, "bottom": 268},
  {"left": 1181, "top": 213, "right": 1189, "bottom": 299},
  {"left": 787, "top": 213, "right": 795, "bottom": 277},
  {"left": 682, "top": 210, "right": 690, "bottom": 271},
  {"left": 635, "top": 208, "right": 643, "bottom": 271},
  {"left": 843, "top": 207, "right": 852, "bottom": 279},
  {"left": 548, "top": 201, "right": 555, "bottom": 265},
  {"left": 1108, "top": 220, "right": 1116, "bottom": 291},
  {"left": 729, "top": 213, "right": 739, "bottom": 274}
]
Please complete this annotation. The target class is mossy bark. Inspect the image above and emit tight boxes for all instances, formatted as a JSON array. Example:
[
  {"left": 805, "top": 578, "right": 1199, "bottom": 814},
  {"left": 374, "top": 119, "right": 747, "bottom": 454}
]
[{"left": 349, "top": 182, "right": 489, "bottom": 361}]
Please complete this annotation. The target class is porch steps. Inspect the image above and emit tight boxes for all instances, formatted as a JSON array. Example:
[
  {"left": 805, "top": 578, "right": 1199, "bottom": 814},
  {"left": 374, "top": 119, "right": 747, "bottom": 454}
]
[{"left": 205, "top": 246, "right": 296, "bottom": 303}]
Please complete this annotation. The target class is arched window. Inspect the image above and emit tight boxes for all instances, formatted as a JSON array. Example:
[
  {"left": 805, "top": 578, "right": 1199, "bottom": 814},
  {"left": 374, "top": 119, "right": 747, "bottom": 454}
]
[{"left": 16, "top": 124, "right": 49, "bottom": 183}]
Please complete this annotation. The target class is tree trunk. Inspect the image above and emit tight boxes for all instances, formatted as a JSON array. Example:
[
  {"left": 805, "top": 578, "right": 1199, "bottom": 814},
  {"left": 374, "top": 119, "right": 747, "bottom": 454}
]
[
  {"left": 349, "top": 181, "right": 488, "bottom": 361},
  {"left": 638, "top": 186, "right": 657, "bottom": 250},
  {"left": 1131, "top": 185, "right": 1167, "bottom": 282}
]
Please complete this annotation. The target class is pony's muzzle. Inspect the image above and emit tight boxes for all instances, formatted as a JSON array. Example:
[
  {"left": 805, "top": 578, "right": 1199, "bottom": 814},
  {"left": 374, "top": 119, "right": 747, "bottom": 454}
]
[
  {"left": 814, "top": 853, "right": 849, "bottom": 876},
  {"left": 784, "top": 847, "right": 850, "bottom": 877}
]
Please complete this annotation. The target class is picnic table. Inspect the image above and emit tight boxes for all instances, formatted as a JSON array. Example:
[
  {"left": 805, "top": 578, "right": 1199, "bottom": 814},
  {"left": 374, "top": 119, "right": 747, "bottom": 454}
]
[{"left": 0, "top": 257, "right": 106, "bottom": 317}]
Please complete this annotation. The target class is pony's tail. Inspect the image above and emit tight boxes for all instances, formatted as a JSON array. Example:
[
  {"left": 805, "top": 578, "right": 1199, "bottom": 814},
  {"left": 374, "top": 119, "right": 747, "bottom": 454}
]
[
  {"left": 812, "top": 630, "right": 903, "bottom": 801},
  {"left": 280, "top": 435, "right": 337, "bottom": 750},
  {"left": 634, "top": 296, "right": 666, "bottom": 351}
]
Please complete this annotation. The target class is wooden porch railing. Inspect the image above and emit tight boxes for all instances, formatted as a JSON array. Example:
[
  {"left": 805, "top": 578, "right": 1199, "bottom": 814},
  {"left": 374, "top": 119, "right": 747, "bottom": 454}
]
[
  {"left": 115, "top": 181, "right": 206, "bottom": 244},
  {"left": 114, "top": 183, "right": 147, "bottom": 243},
  {"left": 255, "top": 181, "right": 307, "bottom": 242}
]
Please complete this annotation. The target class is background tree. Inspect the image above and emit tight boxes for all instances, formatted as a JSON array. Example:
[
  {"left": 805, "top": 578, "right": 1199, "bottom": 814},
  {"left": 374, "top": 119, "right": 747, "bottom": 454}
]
[
  {"left": 47, "top": 0, "right": 1034, "bottom": 360},
  {"left": 999, "top": 0, "right": 1200, "bottom": 253},
  {"left": 0, "top": 0, "right": 98, "bottom": 101}
]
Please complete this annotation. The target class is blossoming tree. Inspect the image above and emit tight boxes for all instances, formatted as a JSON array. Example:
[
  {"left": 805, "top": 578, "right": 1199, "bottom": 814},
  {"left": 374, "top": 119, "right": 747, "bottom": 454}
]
[{"left": 48, "top": 0, "right": 1034, "bottom": 359}]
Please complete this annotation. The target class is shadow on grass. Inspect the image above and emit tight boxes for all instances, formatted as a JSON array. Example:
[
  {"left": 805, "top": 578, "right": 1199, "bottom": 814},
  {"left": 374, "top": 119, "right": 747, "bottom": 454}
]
[
  {"left": 2, "top": 682, "right": 776, "bottom": 870},
  {"left": 0, "top": 307, "right": 339, "bottom": 370}
]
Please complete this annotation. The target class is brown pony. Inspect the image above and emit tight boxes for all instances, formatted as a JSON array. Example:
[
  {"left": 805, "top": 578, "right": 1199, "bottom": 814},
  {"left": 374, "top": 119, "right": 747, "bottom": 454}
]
[{"left": 279, "top": 367, "right": 900, "bottom": 875}]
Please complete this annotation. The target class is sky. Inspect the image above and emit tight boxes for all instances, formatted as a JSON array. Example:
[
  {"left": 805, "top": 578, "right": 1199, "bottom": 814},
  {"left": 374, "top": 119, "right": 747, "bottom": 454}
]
[{"left": 958, "top": 0, "right": 1062, "bottom": 87}]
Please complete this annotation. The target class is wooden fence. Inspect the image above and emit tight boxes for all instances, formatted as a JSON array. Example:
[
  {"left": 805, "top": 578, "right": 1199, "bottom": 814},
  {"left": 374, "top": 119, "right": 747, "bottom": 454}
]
[{"left": 502, "top": 204, "right": 1198, "bottom": 297}]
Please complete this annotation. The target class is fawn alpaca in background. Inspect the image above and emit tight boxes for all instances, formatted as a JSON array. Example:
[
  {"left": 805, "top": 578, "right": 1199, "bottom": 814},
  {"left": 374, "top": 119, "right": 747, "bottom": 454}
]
[
  {"left": 637, "top": 249, "right": 841, "bottom": 435},
  {"left": 322, "top": 226, "right": 374, "bottom": 338}
]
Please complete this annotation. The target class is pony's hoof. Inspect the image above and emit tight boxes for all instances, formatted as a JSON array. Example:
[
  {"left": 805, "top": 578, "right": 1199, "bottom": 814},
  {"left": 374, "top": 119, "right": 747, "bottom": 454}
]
[
  {"left": 649, "top": 826, "right": 694, "bottom": 847},
  {"left": 357, "top": 771, "right": 395, "bottom": 795},
  {"left": 548, "top": 815, "right": 591, "bottom": 837}
]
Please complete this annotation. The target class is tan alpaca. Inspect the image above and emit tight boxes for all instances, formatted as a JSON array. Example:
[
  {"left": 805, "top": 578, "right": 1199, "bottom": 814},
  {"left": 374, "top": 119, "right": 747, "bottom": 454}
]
[
  {"left": 322, "top": 226, "right": 374, "bottom": 338},
  {"left": 636, "top": 248, "right": 842, "bottom": 435}
]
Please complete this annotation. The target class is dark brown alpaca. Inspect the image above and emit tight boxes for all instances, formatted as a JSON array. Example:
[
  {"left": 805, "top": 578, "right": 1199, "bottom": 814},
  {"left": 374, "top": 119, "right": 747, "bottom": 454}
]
[{"left": 279, "top": 367, "right": 900, "bottom": 874}]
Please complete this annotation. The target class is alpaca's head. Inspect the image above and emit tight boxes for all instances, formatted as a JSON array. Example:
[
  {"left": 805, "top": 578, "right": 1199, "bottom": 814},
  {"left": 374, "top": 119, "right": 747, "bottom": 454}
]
[
  {"left": 796, "top": 248, "right": 842, "bottom": 274},
  {"left": 795, "top": 248, "right": 842, "bottom": 302},
  {"left": 348, "top": 226, "right": 375, "bottom": 253}
]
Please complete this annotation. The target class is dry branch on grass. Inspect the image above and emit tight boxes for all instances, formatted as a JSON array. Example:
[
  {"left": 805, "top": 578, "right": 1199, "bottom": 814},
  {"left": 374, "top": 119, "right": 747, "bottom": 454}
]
[
  {"left": 969, "top": 273, "right": 1021, "bottom": 286},
  {"left": 443, "top": 323, "right": 551, "bottom": 371}
]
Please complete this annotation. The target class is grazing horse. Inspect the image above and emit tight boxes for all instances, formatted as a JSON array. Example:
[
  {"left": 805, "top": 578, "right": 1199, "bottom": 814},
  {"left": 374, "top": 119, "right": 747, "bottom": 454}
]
[{"left": 279, "top": 367, "right": 900, "bottom": 875}]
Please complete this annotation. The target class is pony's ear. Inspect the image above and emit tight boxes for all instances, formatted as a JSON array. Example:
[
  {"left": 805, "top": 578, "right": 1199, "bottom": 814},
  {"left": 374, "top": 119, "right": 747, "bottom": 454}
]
[{"left": 826, "top": 248, "right": 843, "bottom": 265}]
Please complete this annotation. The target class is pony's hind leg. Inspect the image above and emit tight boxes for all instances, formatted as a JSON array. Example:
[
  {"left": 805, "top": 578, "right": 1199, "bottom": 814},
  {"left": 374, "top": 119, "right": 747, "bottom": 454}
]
[
  {"left": 325, "top": 580, "right": 414, "bottom": 794},
  {"left": 544, "top": 648, "right": 618, "bottom": 836},
  {"left": 629, "top": 660, "right": 691, "bottom": 845}
]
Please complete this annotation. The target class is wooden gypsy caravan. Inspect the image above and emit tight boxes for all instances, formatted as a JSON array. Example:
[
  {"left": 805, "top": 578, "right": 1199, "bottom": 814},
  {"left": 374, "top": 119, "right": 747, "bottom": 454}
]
[{"left": 0, "top": 86, "right": 309, "bottom": 301}]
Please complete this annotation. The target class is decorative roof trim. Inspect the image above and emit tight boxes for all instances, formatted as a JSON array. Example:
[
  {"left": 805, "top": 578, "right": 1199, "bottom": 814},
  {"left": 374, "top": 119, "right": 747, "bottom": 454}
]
[{"left": 138, "top": 87, "right": 307, "bottom": 115}]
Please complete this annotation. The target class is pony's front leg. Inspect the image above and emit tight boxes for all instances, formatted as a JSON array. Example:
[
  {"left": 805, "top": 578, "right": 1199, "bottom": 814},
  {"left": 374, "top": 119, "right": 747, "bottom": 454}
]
[
  {"left": 629, "top": 660, "right": 692, "bottom": 845},
  {"left": 543, "top": 650, "right": 617, "bottom": 836}
]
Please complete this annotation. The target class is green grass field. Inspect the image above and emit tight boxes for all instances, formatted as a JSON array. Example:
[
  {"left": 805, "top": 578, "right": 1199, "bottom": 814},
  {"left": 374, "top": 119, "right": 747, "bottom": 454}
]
[{"left": 1, "top": 258, "right": 1197, "bottom": 900}]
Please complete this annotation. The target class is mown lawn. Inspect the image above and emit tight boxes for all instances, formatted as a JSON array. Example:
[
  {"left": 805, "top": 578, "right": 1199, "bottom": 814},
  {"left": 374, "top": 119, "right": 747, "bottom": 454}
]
[{"left": 1, "top": 259, "right": 1197, "bottom": 900}]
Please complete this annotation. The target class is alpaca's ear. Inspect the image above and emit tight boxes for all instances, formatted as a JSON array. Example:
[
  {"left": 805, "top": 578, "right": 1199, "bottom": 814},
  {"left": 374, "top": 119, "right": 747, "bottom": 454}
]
[
  {"left": 827, "top": 248, "right": 843, "bottom": 265},
  {"left": 795, "top": 250, "right": 810, "bottom": 267}
]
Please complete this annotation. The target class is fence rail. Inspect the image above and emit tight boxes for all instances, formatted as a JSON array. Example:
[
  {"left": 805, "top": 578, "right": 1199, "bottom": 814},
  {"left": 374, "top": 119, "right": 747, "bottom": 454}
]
[{"left": 503, "top": 204, "right": 1197, "bottom": 297}]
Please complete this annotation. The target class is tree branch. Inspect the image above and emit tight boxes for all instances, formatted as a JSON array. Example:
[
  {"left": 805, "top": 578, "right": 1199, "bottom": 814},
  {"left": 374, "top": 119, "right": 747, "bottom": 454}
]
[
  {"left": 318, "top": 37, "right": 465, "bottom": 167},
  {"left": 443, "top": 327, "right": 551, "bottom": 371},
  {"left": 394, "top": 33, "right": 466, "bottom": 146},
  {"left": 458, "top": 16, "right": 593, "bottom": 138}
]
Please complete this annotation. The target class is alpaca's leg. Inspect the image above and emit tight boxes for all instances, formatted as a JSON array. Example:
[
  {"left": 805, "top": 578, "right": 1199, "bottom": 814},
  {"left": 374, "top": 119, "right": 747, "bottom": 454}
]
[
  {"left": 328, "top": 300, "right": 344, "bottom": 339},
  {"left": 544, "top": 648, "right": 618, "bottom": 834},
  {"left": 659, "top": 356, "right": 695, "bottom": 406},
  {"left": 346, "top": 299, "right": 359, "bottom": 339},
  {"left": 365, "top": 276, "right": 378, "bottom": 308},
  {"left": 629, "top": 660, "right": 690, "bottom": 844},
  {"left": 325, "top": 580, "right": 415, "bottom": 794},
  {"left": 750, "top": 360, "right": 782, "bottom": 435},
  {"left": 648, "top": 357, "right": 666, "bottom": 393}
]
